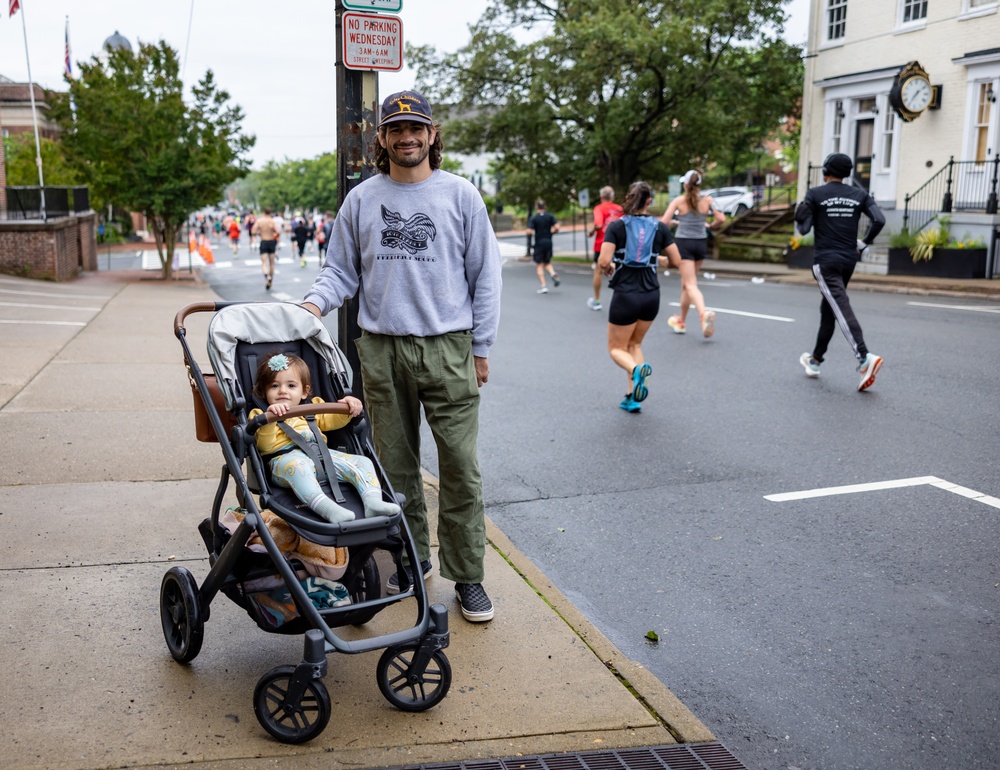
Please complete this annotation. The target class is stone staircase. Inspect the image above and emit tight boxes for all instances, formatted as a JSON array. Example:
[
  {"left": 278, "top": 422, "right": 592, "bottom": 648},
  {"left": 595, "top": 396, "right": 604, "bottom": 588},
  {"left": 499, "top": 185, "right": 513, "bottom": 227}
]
[{"left": 714, "top": 205, "right": 795, "bottom": 263}]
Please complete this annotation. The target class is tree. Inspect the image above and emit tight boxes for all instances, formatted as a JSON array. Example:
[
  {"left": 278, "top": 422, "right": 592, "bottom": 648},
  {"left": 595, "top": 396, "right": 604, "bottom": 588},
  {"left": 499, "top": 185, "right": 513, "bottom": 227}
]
[
  {"left": 50, "top": 41, "right": 253, "bottom": 279},
  {"left": 2, "top": 133, "right": 83, "bottom": 187},
  {"left": 407, "top": 0, "right": 802, "bottom": 202},
  {"left": 228, "top": 153, "right": 339, "bottom": 214}
]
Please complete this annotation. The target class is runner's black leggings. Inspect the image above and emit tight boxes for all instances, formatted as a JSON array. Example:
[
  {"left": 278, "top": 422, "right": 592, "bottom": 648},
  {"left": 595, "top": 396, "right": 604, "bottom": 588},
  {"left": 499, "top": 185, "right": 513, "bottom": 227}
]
[{"left": 812, "top": 262, "right": 868, "bottom": 364}]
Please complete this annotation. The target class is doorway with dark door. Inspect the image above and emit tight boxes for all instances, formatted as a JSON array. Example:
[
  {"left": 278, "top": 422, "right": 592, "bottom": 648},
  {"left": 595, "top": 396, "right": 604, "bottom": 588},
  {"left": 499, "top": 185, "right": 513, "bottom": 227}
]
[{"left": 854, "top": 118, "right": 874, "bottom": 191}]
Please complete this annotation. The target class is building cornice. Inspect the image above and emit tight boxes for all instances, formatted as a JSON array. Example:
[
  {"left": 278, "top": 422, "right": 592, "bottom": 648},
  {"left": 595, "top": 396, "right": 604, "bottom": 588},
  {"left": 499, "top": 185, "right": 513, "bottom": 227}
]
[
  {"left": 952, "top": 47, "right": 1000, "bottom": 66},
  {"left": 814, "top": 64, "right": 906, "bottom": 88}
]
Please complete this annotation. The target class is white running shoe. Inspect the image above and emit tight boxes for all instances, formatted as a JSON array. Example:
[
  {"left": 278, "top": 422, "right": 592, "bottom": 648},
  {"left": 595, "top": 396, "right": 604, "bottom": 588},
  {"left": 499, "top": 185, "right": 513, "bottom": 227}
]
[
  {"left": 587, "top": 297, "right": 602, "bottom": 310},
  {"left": 536, "top": 286, "right": 548, "bottom": 294},
  {"left": 857, "top": 353, "right": 883, "bottom": 392},
  {"left": 799, "top": 352, "right": 820, "bottom": 378}
]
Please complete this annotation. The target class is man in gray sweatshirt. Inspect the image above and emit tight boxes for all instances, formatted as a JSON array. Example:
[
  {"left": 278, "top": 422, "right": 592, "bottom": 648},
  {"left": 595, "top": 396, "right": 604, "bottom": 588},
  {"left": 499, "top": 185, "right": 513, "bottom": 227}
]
[{"left": 302, "top": 90, "right": 502, "bottom": 622}]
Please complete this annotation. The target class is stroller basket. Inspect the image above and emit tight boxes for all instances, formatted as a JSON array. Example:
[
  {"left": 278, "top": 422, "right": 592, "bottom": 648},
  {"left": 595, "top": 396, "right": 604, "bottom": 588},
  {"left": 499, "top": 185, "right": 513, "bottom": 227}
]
[{"left": 160, "top": 301, "right": 452, "bottom": 744}]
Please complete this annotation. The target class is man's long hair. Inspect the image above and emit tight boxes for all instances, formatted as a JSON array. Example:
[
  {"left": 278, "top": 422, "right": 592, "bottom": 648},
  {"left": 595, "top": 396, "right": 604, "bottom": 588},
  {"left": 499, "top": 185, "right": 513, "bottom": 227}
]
[{"left": 374, "top": 123, "right": 444, "bottom": 175}]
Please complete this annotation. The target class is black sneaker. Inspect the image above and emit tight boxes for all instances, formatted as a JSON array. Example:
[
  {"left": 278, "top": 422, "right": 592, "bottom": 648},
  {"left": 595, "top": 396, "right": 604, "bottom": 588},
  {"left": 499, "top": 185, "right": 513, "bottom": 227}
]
[
  {"left": 455, "top": 582, "right": 494, "bottom": 622},
  {"left": 386, "top": 559, "right": 433, "bottom": 595}
]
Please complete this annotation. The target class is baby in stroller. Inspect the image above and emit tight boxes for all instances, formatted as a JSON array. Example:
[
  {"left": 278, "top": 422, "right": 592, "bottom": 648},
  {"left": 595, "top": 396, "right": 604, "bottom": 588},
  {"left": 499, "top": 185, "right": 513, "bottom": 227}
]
[{"left": 248, "top": 352, "right": 401, "bottom": 523}]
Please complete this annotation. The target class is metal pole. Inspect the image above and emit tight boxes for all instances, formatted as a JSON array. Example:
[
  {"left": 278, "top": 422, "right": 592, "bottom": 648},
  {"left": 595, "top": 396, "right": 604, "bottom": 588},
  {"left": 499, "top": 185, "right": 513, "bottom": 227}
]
[
  {"left": 986, "top": 153, "right": 999, "bottom": 215},
  {"left": 335, "top": 0, "right": 378, "bottom": 397},
  {"left": 942, "top": 156, "right": 954, "bottom": 213},
  {"left": 18, "top": 4, "right": 46, "bottom": 221}
]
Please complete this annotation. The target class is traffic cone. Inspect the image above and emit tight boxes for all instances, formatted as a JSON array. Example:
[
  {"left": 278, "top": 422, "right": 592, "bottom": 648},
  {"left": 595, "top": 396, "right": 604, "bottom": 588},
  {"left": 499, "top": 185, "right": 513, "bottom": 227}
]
[{"left": 199, "top": 235, "right": 214, "bottom": 264}]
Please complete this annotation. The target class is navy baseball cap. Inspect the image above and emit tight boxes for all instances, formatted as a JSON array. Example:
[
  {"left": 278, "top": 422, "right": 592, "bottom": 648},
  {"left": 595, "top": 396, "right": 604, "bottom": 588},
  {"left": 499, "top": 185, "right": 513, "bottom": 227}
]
[{"left": 379, "top": 90, "right": 434, "bottom": 128}]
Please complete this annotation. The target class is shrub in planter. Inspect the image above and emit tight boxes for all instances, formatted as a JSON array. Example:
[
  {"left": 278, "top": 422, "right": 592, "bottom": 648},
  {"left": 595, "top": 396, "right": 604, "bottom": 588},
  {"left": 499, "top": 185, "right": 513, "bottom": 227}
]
[{"left": 887, "top": 218, "right": 988, "bottom": 278}]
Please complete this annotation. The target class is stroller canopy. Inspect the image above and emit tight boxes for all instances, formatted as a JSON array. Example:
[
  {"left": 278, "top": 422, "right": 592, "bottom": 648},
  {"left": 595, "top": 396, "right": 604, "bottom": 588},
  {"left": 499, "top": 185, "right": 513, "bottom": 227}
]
[{"left": 207, "top": 302, "right": 351, "bottom": 412}]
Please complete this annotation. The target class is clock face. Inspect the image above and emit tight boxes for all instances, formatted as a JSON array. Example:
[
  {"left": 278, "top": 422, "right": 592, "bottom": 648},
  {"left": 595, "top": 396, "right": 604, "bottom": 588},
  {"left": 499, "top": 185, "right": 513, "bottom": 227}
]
[{"left": 901, "top": 76, "right": 932, "bottom": 112}]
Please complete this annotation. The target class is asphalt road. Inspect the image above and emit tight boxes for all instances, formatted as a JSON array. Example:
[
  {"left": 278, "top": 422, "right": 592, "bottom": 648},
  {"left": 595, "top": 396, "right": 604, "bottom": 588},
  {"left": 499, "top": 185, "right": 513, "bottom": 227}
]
[{"left": 199, "top": 235, "right": 1000, "bottom": 770}]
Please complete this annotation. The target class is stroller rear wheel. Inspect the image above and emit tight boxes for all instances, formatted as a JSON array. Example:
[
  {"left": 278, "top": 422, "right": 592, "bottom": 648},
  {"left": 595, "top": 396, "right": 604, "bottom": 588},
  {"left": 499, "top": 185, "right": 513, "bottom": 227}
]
[
  {"left": 347, "top": 555, "right": 382, "bottom": 626},
  {"left": 377, "top": 642, "right": 452, "bottom": 712},
  {"left": 254, "top": 665, "right": 331, "bottom": 744},
  {"left": 159, "top": 566, "right": 204, "bottom": 663}
]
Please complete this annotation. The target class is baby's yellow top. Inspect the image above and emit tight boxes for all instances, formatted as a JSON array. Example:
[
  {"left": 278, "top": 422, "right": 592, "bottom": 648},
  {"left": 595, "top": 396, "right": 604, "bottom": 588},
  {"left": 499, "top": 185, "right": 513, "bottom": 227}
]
[{"left": 248, "top": 397, "right": 352, "bottom": 456}]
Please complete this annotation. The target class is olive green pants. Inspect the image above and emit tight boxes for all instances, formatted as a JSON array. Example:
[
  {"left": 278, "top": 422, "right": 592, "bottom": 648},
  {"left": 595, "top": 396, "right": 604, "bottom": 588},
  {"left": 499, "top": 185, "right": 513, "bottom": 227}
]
[{"left": 354, "top": 331, "right": 486, "bottom": 584}]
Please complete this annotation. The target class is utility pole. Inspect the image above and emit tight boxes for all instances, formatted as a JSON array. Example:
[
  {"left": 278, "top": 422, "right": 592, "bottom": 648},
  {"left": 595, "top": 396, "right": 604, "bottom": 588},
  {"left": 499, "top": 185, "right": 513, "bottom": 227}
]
[{"left": 335, "top": 0, "right": 379, "bottom": 394}]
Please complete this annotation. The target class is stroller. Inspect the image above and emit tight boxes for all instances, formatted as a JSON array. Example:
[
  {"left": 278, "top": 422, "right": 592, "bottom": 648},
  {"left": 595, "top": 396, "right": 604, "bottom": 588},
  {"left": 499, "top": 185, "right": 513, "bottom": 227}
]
[{"left": 161, "top": 300, "right": 451, "bottom": 743}]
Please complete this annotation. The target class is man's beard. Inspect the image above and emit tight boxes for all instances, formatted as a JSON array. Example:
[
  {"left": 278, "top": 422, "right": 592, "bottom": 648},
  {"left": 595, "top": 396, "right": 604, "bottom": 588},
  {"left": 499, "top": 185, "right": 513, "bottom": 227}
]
[{"left": 388, "top": 142, "right": 430, "bottom": 168}]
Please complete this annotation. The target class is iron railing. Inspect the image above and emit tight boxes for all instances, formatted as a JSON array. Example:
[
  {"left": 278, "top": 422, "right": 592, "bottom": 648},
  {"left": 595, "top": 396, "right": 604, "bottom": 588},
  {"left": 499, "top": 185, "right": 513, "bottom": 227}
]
[
  {"left": 1, "top": 186, "right": 90, "bottom": 220},
  {"left": 806, "top": 156, "right": 1000, "bottom": 234}
]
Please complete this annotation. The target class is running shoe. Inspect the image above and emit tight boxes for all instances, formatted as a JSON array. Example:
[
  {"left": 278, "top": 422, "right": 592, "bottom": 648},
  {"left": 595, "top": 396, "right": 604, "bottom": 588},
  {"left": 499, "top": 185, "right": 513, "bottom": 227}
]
[
  {"left": 300, "top": 257, "right": 307, "bottom": 268},
  {"left": 701, "top": 310, "right": 716, "bottom": 338},
  {"left": 619, "top": 394, "right": 642, "bottom": 413},
  {"left": 799, "top": 352, "right": 821, "bottom": 378},
  {"left": 551, "top": 272, "right": 560, "bottom": 287},
  {"left": 631, "top": 362, "right": 652, "bottom": 402},
  {"left": 587, "top": 297, "right": 602, "bottom": 311},
  {"left": 265, "top": 275, "right": 272, "bottom": 290},
  {"left": 667, "top": 315, "right": 686, "bottom": 334},
  {"left": 537, "top": 286, "right": 549, "bottom": 294},
  {"left": 455, "top": 583, "right": 494, "bottom": 622},
  {"left": 386, "top": 559, "right": 433, "bottom": 595},
  {"left": 857, "top": 353, "right": 883, "bottom": 392}
]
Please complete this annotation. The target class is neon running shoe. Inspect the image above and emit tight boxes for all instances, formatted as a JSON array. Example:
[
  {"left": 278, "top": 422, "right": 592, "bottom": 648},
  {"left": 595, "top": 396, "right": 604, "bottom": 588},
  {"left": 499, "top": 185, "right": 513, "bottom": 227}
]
[
  {"left": 857, "top": 353, "right": 883, "bottom": 392},
  {"left": 619, "top": 394, "right": 642, "bottom": 413},
  {"left": 631, "top": 362, "right": 652, "bottom": 402},
  {"left": 701, "top": 310, "right": 716, "bottom": 338},
  {"left": 587, "top": 297, "right": 602, "bottom": 311},
  {"left": 667, "top": 315, "right": 686, "bottom": 334}
]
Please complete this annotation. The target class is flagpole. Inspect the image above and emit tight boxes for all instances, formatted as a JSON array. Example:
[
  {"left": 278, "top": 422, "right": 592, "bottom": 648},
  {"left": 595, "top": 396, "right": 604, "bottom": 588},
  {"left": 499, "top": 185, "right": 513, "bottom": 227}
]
[{"left": 18, "top": 0, "right": 47, "bottom": 221}]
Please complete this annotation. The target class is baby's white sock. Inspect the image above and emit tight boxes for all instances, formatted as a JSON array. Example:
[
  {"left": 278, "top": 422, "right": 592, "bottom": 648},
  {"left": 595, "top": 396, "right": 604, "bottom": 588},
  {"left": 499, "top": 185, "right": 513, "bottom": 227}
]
[
  {"left": 362, "top": 489, "right": 401, "bottom": 518},
  {"left": 309, "top": 494, "right": 355, "bottom": 523}
]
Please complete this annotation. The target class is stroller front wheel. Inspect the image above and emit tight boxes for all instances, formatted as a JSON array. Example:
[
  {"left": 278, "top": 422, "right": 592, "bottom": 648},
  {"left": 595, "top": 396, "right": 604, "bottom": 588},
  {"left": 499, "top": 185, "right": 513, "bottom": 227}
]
[
  {"left": 254, "top": 665, "right": 331, "bottom": 744},
  {"left": 159, "top": 566, "right": 205, "bottom": 663},
  {"left": 377, "top": 643, "right": 452, "bottom": 712}
]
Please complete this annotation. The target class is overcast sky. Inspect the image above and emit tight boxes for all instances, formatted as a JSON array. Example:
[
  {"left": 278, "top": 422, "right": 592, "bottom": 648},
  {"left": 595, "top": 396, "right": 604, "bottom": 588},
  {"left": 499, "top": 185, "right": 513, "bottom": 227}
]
[{"left": 0, "top": 0, "right": 810, "bottom": 169}]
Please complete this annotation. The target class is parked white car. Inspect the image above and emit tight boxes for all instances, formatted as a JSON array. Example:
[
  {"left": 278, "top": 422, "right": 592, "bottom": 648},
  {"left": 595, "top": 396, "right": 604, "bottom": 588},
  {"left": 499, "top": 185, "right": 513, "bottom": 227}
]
[{"left": 703, "top": 186, "right": 754, "bottom": 217}]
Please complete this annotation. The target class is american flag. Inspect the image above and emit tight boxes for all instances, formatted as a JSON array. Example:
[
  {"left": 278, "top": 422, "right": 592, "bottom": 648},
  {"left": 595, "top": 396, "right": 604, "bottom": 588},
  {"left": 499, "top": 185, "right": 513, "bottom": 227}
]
[
  {"left": 9, "top": 0, "right": 20, "bottom": 18},
  {"left": 64, "top": 18, "right": 73, "bottom": 79}
]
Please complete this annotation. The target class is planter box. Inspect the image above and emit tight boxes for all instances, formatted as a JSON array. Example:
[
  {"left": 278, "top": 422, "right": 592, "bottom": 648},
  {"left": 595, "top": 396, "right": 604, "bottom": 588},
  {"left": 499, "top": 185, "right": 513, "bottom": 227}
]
[
  {"left": 887, "top": 247, "right": 987, "bottom": 279},
  {"left": 786, "top": 245, "right": 814, "bottom": 269}
]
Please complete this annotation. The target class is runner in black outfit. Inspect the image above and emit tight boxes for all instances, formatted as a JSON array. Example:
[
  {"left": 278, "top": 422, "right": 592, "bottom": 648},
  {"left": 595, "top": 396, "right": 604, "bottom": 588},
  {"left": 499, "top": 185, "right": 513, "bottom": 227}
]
[{"left": 795, "top": 153, "right": 886, "bottom": 392}]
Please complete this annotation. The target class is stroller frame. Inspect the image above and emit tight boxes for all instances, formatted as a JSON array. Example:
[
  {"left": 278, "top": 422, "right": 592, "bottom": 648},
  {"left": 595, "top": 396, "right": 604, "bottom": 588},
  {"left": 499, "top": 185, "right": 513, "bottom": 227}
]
[{"left": 161, "top": 301, "right": 451, "bottom": 744}]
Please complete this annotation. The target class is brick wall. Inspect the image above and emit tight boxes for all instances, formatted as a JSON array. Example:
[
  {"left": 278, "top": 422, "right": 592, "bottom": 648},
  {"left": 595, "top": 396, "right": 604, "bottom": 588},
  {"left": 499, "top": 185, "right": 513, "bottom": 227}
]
[{"left": 0, "top": 215, "right": 97, "bottom": 281}]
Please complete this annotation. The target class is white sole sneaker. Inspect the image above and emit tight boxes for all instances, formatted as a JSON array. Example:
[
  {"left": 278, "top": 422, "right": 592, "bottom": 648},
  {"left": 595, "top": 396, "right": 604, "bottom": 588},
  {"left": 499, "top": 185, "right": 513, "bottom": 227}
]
[
  {"left": 857, "top": 354, "right": 883, "bottom": 392},
  {"left": 800, "top": 352, "right": 820, "bottom": 378}
]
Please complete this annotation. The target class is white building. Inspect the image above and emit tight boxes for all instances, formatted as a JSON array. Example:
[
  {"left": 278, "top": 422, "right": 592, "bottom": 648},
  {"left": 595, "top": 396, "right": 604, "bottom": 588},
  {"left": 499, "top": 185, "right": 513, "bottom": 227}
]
[{"left": 798, "top": 0, "right": 999, "bottom": 262}]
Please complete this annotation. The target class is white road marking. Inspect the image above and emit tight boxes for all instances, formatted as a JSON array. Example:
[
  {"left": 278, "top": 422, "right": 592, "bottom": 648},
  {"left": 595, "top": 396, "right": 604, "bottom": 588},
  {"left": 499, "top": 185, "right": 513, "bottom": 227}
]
[
  {"left": 668, "top": 302, "right": 794, "bottom": 322},
  {"left": 0, "top": 319, "right": 86, "bottom": 327},
  {"left": 0, "top": 301, "right": 102, "bottom": 312},
  {"left": 906, "top": 301, "right": 1000, "bottom": 314},
  {"left": 765, "top": 475, "right": 1000, "bottom": 509},
  {"left": 0, "top": 286, "right": 108, "bottom": 300}
]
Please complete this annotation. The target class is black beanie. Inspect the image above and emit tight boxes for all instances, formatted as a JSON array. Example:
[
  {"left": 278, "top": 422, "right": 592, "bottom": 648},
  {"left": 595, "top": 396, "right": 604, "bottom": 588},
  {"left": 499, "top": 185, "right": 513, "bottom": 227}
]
[{"left": 823, "top": 153, "right": 853, "bottom": 179}]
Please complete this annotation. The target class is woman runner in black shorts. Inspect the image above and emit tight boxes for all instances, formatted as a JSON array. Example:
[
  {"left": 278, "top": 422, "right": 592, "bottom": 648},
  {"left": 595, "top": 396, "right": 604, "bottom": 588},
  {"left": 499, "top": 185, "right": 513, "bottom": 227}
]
[{"left": 597, "top": 181, "right": 682, "bottom": 413}]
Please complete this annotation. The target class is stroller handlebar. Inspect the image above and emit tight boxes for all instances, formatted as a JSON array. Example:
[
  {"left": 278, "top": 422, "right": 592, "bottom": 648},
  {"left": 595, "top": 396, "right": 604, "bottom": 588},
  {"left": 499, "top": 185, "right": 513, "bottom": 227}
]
[{"left": 246, "top": 402, "right": 354, "bottom": 433}]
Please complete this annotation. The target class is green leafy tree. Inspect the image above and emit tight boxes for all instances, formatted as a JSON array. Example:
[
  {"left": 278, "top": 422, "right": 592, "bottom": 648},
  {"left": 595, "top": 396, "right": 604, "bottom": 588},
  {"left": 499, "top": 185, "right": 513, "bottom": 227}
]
[
  {"left": 228, "top": 153, "right": 339, "bottom": 214},
  {"left": 408, "top": 0, "right": 802, "bottom": 201},
  {"left": 2, "top": 133, "right": 83, "bottom": 187},
  {"left": 50, "top": 41, "right": 253, "bottom": 279}
]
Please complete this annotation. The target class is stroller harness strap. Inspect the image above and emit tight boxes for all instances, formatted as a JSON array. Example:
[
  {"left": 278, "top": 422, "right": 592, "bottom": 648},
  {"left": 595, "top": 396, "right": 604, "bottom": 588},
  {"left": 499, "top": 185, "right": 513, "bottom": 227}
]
[{"left": 276, "top": 419, "right": 347, "bottom": 503}]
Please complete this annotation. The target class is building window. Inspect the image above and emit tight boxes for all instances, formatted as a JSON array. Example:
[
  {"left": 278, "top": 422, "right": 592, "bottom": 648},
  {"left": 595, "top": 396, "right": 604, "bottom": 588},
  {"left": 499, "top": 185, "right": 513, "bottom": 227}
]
[
  {"left": 962, "top": 0, "right": 998, "bottom": 12},
  {"left": 880, "top": 108, "right": 896, "bottom": 171},
  {"left": 974, "top": 82, "right": 993, "bottom": 164},
  {"left": 831, "top": 100, "right": 844, "bottom": 153},
  {"left": 826, "top": 0, "right": 847, "bottom": 40},
  {"left": 901, "top": 0, "right": 928, "bottom": 23}
]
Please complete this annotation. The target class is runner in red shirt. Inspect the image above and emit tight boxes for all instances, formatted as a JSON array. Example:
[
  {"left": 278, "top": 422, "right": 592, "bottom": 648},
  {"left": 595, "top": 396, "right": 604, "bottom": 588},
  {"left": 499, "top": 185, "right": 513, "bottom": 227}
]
[{"left": 587, "top": 186, "right": 623, "bottom": 311}]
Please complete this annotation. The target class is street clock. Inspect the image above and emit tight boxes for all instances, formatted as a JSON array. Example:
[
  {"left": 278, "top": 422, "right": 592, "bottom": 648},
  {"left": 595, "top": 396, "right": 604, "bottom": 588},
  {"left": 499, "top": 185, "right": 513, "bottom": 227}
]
[{"left": 889, "top": 61, "right": 936, "bottom": 122}]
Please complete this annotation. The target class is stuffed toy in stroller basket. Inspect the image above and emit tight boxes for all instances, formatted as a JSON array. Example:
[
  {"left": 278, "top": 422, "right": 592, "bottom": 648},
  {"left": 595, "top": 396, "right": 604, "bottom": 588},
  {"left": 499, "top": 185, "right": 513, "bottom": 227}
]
[{"left": 160, "top": 300, "right": 451, "bottom": 744}]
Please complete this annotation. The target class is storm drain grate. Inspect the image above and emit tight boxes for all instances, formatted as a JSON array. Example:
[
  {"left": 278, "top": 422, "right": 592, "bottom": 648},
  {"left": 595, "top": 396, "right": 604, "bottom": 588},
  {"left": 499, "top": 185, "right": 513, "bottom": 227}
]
[{"left": 386, "top": 743, "right": 747, "bottom": 770}]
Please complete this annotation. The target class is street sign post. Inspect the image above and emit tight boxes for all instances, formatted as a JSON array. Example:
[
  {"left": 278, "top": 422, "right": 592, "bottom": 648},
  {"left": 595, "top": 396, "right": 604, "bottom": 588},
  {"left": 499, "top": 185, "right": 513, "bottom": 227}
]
[
  {"left": 342, "top": 11, "right": 403, "bottom": 71},
  {"left": 342, "top": 0, "right": 402, "bottom": 11}
]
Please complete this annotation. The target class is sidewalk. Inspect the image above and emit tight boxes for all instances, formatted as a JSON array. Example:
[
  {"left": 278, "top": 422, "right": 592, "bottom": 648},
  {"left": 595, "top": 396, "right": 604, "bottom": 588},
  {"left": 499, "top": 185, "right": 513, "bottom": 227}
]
[{"left": 0, "top": 273, "right": 715, "bottom": 770}]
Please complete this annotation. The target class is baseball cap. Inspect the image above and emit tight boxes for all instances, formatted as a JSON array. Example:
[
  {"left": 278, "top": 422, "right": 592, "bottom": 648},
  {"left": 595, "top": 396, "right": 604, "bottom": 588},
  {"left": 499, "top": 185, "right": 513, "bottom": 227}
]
[
  {"left": 822, "top": 153, "right": 853, "bottom": 179},
  {"left": 379, "top": 90, "right": 434, "bottom": 128}
]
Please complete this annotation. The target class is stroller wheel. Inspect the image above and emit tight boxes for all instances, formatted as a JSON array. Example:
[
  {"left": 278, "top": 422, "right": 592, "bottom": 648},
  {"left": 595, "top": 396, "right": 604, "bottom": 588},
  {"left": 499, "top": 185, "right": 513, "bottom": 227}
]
[
  {"left": 254, "top": 665, "right": 331, "bottom": 744},
  {"left": 377, "top": 643, "right": 452, "bottom": 712},
  {"left": 348, "top": 555, "right": 382, "bottom": 626},
  {"left": 159, "top": 566, "right": 204, "bottom": 663}
]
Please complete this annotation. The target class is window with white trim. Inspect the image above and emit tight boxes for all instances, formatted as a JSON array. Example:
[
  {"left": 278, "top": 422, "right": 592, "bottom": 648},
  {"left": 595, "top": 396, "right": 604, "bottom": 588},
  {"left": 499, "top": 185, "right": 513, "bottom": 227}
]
[
  {"left": 879, "top": 107, "right": 896, "bottom": 171},
  {"left": 826, "top": 0, "right": 847, "bottom": 40},
  {"left": 973, "top": 82, "right": 993, "bottom": 164},
  {"left": 901, "top": 0, "right": 928, "bottom": 23},
  {"left": 963, "top": 0, "right": 997, "bottom": 12},
  {"left": 968, "top": 0, "right": 995, "bottom": 7},
  {"left": 831, "top": 100, "right": 844, "bottom": 153}
]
